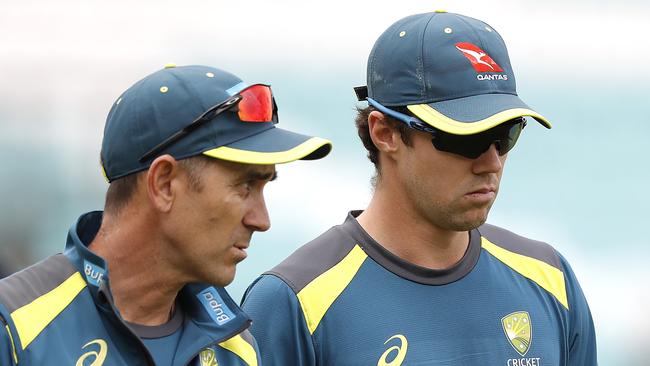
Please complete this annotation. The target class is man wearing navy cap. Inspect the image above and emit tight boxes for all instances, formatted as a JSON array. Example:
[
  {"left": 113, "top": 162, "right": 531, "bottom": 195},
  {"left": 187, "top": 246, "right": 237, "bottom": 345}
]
[
  {"left": 243, "top": 11, "right": 597, "bottom": 365},
  {"left": 0, "top": 64, "right": 331, "bottom": 365}
]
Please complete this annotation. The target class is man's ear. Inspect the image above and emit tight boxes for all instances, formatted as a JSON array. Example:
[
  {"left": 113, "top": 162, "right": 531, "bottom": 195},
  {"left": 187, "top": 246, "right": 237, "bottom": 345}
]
[
  {"left": 145, "top": 155, "right": 181, "bottom": 213},
  {"left": 368, "top": 111, "right": 401, "bottom": 154}
]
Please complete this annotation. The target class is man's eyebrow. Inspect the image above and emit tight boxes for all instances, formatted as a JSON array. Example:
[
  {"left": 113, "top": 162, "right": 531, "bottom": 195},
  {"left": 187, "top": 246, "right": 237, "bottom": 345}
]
[{"left": 244, "top": 170, "right": 277, "bottom": 182}]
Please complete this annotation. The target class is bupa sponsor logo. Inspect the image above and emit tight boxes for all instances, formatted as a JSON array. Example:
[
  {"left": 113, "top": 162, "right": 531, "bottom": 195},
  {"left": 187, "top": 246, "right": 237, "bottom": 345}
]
[
  {"left": 83, "top": 260, "right": 106, "bottom": 287},
  {"left": 197, "top": 287, "right": 235, "bottom": 326},
  {"left": 502, "top": 311, "right": 542, "bottom": 366},
  {"left": 455, "top": 42, "right": 508, "bottom": 81}
]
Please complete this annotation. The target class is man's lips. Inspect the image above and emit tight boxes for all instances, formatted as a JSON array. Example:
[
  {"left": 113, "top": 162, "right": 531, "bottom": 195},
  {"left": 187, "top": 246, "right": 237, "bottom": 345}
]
[
  {"left": 467, "top": 186, "right": 496, "bottom": 195},
  {"left": 232, "top": 243, "right": 249, "bottom": 261},
  {"left": 465, "top": 186, "right": 497, "bottom": 201},
  {"left": 234, "top": 243, "right": 249, "bottom": 251}
]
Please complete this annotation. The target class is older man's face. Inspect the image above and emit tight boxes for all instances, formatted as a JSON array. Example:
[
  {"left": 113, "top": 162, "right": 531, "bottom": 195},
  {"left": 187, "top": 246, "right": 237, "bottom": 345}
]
[{"left": 168, "top": 158, "right": 276, "bottom": 286}]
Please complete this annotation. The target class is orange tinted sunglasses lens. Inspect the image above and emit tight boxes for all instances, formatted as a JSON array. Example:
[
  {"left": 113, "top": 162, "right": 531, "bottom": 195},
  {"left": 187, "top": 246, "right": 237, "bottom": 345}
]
[{"left": 238, "top": 84, "right": 273, "bottom": 122}]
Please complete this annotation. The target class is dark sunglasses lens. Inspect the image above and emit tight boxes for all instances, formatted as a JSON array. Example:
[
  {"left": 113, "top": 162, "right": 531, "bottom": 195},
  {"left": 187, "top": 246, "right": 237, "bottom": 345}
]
[
  {"left": 238, "top": 85, "right": 273, "bottom": 122},
  {"left": 432, "top": 120, "right": 525, "bottom": 159},
  {"left": 432, "top": 135, "right": 488, "bottom": 159},
  {"left": 494, "top": 121, "right": 525, "bottom": 155}
]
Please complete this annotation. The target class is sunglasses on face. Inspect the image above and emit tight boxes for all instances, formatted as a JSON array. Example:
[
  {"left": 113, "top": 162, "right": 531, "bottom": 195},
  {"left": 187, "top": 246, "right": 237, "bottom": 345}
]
[
  {"left": 139, "top": 84, "right": 277, "bottom": 163},
  {"left": 366, "top": 98, "right": 526, "bottom": 159}
]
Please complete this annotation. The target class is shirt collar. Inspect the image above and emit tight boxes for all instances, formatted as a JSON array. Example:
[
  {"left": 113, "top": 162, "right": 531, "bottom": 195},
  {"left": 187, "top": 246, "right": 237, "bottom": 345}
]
[
  {"left": 63, "top": 211, "right": 107, "bottom": 300},
  {"left": 62, "top": 211, "right": 251, "bottom": 342},
  {"left": 342, "top": 210, "right": 481, "bottom": 285}
]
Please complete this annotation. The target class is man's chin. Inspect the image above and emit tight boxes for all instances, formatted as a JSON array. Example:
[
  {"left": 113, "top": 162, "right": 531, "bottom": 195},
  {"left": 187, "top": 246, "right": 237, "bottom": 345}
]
[
  {"left": 445, "top": 210, "right": 490, "bottom": 231},
  {"left": 207, "top": 268, "right": 236, "bottom": 287},
  {"left": 445, "top": 220, "right": 486, "bottom": 232}
]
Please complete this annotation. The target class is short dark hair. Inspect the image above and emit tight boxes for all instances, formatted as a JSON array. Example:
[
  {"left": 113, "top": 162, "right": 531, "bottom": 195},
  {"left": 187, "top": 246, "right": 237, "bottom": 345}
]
[
  {"left": 104, "top": 172, "right": 141, "bottom": 215},
  {"left": 104, "top": 155, "right": 211, "bottom": 215},
  {"left": 354, "top": 105, "right": 413, "bottom": 180}
]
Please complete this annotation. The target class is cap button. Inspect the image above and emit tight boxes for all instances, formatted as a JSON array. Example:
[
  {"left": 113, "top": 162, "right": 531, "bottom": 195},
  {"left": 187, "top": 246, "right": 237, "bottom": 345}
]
[
  {"left": 434, "top": 9, "right": 447, "bottom": 13},
  {"left": 164, "top": 63, "right": 177, "bottom": 69}
]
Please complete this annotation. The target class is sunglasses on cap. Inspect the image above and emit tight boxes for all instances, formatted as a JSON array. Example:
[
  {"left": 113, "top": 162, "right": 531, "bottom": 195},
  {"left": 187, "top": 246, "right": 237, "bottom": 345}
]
[
  {"left": 139, "top": 84, "right": 277, "bottom": 163},
  {"left": 366, "top": 98, "right": 526, "bottom": 159}
]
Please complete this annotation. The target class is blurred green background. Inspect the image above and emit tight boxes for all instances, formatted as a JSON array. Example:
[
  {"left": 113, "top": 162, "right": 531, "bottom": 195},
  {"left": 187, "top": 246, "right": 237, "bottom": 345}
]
[{"left": 1, "top": 0, "right": 648, "bottom": 364}]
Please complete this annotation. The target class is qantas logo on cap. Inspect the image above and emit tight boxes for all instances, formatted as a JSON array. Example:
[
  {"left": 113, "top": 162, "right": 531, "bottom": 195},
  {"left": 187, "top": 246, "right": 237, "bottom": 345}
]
[{"left": 455, "top": 42, "right": 504, "bottom": 73}]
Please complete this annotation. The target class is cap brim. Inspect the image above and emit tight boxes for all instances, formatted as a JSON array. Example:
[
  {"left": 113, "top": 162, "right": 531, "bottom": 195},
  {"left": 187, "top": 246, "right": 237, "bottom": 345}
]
[
  {"left": 202, "top": 126, "right": 332, "bottom": 165},
  {"left": 407, "top": 94, "right": 552, "bottom": 135}
]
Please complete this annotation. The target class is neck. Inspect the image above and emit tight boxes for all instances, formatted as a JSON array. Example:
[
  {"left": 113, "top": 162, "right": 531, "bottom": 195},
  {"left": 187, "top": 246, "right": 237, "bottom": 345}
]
[
  {"left": 357, "top": 182, "right": 469, "bottom": 270},
  {"left": 89, "top": 209, "right": 183, "bottom": 326}
]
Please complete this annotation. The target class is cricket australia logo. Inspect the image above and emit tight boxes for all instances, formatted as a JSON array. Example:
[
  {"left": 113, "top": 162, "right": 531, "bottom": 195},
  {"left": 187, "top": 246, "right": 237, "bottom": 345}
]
[
  {"left": 501, "top": 311, "right": 532, "bottom": 356},
  {"left": 199, "top": 347, "right": 219, "bottom": 366}
]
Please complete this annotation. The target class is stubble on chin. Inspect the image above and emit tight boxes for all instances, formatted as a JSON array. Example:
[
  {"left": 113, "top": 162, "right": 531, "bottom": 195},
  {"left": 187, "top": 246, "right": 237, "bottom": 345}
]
[
  {"left": 454, "top": 196, "right": 498, "bottom": 230},
  {"left": 423, "top": 194, "right": 497, "bottom": 232}
]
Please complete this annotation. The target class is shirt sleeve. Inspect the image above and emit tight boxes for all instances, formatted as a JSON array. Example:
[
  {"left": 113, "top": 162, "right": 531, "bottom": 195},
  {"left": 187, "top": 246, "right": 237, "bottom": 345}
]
[
  {"left": 241, "top": 274, "right": 316, "bottom": 366},
  {"left": 0, "top": 315, "right": 18, "bottom": 366},
  {"left": 560, "top": 253, "right": 598, "bottom": 365}
]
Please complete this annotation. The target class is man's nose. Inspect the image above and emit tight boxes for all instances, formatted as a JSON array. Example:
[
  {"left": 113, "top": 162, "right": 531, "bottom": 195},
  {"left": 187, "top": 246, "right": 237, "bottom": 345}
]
[
  {"left": 472, "top": 143, "right": 504, "bottom": 174},
  {"left": 243, "top": 194, "right": 271, "bottom": 232}
]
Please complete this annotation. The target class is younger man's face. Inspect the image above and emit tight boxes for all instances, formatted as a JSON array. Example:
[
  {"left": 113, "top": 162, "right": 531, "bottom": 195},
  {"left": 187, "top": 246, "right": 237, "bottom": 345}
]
[{"left": 396, "top": 129, "right": 507, "bottom": 231}]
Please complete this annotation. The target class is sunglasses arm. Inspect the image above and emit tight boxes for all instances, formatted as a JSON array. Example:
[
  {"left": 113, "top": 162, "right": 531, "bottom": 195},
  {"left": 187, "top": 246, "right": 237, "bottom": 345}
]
[{"left": 407, "top": 119, "right": 437, "bottom": 134}]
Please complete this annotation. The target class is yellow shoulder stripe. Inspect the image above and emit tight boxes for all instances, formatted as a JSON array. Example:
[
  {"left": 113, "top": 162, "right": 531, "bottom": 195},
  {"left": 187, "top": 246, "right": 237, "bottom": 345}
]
[
  {"left": 481, "top": 238, "right": 568, "bottom": 309},
  {"left": 297, "top": 245, "right": 368, "bottom": 334},
  {"left": 219, "top": 334, "right": 258, "bottom": 366},
  {"left": 10, "top": 272, "right": 87, "bottom": 349}
]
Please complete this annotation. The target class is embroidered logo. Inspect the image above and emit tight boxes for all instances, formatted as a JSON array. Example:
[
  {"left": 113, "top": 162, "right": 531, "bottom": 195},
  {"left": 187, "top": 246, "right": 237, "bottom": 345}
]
[
  {"left": 455, "top": 42, "right": 504, "bottom": 72},
  {"left": 76, "top": 339, "right": 108, "bottom": 366},
  {"left": 200, "top": 348, "right": 219, "bottom": 366},
  {"left": 377, "top": 334, "right": 408, "bottom": 366},
  {"left": 197, "top": 287, "right": 235, "bottom": 326},
  {"left": 501, "top": 311, "right": 532, "bottom": 356}
]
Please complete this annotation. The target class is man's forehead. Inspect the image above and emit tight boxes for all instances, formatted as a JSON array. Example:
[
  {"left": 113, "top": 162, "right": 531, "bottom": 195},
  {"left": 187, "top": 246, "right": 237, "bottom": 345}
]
[{"left": 218, "top": 159, "right": 276, "bottom": 179}]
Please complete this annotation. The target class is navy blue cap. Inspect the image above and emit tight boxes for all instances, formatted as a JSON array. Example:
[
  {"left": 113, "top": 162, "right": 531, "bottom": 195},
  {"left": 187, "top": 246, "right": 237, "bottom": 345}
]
[
  {"left": 101, "top": 64, "right": 331, "bottom": 182},
  {"left": 361, "top": 11, "right": 551, "bottom": 135}
]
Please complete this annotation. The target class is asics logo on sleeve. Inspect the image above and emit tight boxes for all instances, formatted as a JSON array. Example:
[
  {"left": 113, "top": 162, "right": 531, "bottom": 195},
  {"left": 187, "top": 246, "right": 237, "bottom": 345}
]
[
  {"left": 377, "top": 334, "right": 408, "bottom": 366},
  {"left": 76, "top": 339, "right": 108, "bottom": 366}
]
